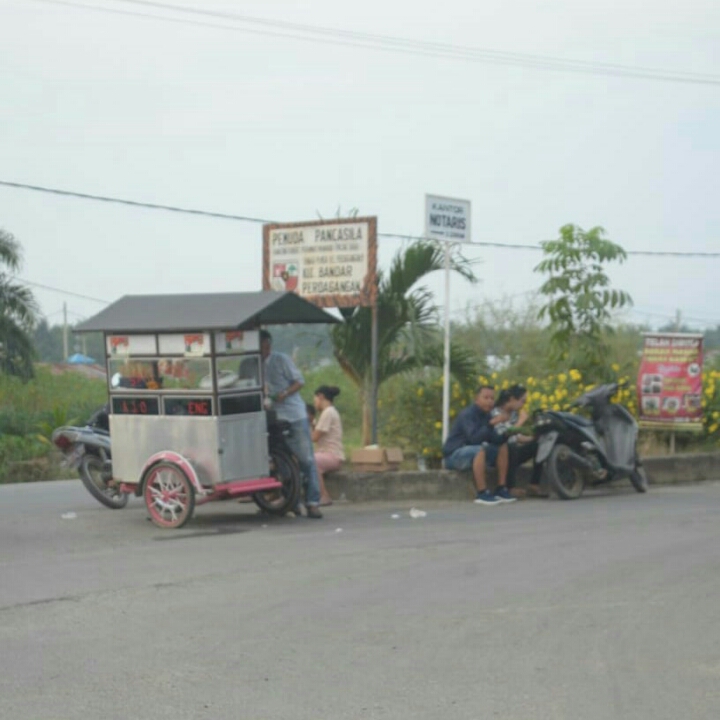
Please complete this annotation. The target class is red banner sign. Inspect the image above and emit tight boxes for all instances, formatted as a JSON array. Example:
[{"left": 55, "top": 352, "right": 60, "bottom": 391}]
[{"left": 637, "top": 333, "right": 704, "bottom": 429}]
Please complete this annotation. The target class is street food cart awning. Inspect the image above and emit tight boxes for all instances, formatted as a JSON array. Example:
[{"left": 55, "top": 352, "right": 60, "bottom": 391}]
[{"left": 75, "top": 291, "right": 340, "bottom": 333}]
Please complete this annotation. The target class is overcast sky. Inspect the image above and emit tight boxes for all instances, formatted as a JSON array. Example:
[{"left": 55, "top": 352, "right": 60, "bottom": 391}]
[{"left": 1, "top": 0, "right": 718, "bottom": 334}]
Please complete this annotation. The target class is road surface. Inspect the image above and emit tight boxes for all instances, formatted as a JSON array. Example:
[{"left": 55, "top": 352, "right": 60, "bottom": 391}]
[{"left": 1, "top": 480, "right": 719, "bottom": 719}]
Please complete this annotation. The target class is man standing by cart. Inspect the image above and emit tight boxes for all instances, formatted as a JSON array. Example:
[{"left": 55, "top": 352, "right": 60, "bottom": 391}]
[{"left": 260, "top": 330, "right": 323, "bottom": 519}]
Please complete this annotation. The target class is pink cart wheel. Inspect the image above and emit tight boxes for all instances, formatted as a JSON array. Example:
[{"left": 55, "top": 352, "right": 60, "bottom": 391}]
[{"left": 143, "top": 462, "right": 195, "bottom": 529}]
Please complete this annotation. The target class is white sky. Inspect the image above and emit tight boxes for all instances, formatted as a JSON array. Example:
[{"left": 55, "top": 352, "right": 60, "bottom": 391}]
[{"left": 1, "top": 0, "right": 719, "bottom": 331}]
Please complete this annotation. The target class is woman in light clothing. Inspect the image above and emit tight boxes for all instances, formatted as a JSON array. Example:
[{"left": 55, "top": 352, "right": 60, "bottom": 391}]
[{"left": 311, "top": 385, "right": 344, "bottom": 507}]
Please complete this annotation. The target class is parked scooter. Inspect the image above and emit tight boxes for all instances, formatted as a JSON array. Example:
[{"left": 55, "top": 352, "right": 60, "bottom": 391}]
[
  {"left": 534, "top": 382, "right": 648, "bottom": 499},
  {"left": 51, "top": 405, "right": 128, "bottom": 509}
]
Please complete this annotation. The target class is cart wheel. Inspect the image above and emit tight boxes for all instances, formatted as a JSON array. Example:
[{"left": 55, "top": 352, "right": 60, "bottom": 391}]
[{"left": 143, "top": 462, "right": 195, "bottom": 529}]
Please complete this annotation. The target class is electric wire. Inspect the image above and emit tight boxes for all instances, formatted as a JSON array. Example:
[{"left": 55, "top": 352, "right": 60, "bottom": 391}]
[
  {"left": 28, "top": 0, "right": 720, "bottom": 86},
  {"left": 2, "top": 179, "right": 719, "bottom": 258}
]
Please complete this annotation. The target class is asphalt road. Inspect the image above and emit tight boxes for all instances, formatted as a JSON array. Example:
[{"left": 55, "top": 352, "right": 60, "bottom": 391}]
[{"left": 1, "top": 480, "right": 719, "bottom": 720}]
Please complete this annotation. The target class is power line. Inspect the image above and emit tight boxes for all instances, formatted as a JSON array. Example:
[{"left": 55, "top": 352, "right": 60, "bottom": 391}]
[
  {"left": 0, "top": 180, "right": 270, "bottom": 225},
  {"left": 15, "top": 276, "right": 110, "bottom": 304},
  {"left": 30, "top": 0, "right": 720, "bottom": 87},
  {"left": 3, "top": 178, "right": 720, "bottom": 258}
]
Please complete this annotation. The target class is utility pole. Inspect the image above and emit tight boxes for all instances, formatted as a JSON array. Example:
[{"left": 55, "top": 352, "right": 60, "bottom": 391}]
[{"left": 63, "top": 302, "right": 69, "bottom": 361}]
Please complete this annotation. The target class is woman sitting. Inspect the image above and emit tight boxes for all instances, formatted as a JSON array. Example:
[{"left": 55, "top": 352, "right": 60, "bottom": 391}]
[
  {"left": 495, "top": 384, "right": 543, "bottom": 497},
  {"left": 311, "top": 385, "right": 345, "bottom": 507}
]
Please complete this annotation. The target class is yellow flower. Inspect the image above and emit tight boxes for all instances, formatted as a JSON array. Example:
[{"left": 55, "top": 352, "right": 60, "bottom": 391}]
[
  {"left": 558, "top": 373, "right": 567, "bottom": 384},
  {"left": 611, "top": 363, "right": 620, "bottom": 372},
  {"left": 435, "top": 421, "right": 442, "bottom": 429},
  {"left": 417, "top": 388, "right": 424, "bottom": 398},
  {"left": 569, "top": 369, "right": 582, "bottom": 382},
  {"left": 709, "top": 424, "right": 719, "bottom": 434}
]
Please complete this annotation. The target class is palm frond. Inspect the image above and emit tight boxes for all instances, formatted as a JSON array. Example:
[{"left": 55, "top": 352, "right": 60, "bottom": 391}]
[{"left": 0, "top": 229, "right": 22, "bottom": 273}]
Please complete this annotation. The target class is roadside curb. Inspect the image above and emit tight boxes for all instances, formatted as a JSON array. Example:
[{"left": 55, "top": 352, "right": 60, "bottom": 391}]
[{"left": 325, "top": 451, "right": 720, "bottom": 503}]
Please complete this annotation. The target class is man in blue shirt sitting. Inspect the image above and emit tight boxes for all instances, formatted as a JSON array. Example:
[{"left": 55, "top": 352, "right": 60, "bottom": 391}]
[{"left": 442, "top": 385, "right": 515, "bottom": 505}]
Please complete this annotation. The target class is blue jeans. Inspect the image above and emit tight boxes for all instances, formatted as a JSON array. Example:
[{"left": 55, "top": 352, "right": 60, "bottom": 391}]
[
  {"left": 285, "top": 417, "right": 321, "bottom": 507},
  {"left": 444, "top": 443, "right": 499, "bottom": 471}
]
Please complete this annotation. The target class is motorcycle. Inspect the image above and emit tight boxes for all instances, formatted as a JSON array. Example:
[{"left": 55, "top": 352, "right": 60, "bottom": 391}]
[
  {"left": 252, "top": 410, "right": 301, "bottom": 515},
  {"left": 51, "top": 405, "right": 129, "bottom": 509},
  {"left": 534, "top": 382, "right": 648, "bottom": 499}
]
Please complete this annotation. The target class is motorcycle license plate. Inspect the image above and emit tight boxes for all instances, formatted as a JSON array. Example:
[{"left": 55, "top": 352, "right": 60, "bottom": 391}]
[
  {"left": 535, "top": 431, "right": 559, "bottom": 464},
  {"left": 68, "top": 444, "right": 85, "bottom": 469}
]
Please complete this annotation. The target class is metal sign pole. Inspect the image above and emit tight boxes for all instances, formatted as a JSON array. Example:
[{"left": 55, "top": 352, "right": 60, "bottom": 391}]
[
  {"left": 442, "top": 241, "right": 452, "bottom": 444},
  {"left": 371, "top": 301, "right": 379, "bottom": 444},
  {"left": 425, "top": 194, "right": 471, "bottom": 448}
]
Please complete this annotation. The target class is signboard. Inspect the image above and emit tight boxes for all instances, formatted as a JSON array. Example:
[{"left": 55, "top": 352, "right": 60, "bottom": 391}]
[
  {"left": 637, "top": 333, "right": 704, "bottom": 430},
  {"left": 157, "top": 333, "right": 211, "bottom": 357},
  {"left": 263, "top": 217, "right": 377, "bottom": 308},
  {"left": 425, "top": 194, "right": 471, "bottom": 244},
  {"left": 214, "top": 330, "right": 259, "bottom": 354},
  {"left": 106, "top": 335, "right": 157, "bottom": 357}
]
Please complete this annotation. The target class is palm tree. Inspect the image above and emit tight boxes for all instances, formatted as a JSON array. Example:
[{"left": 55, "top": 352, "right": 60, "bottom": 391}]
[
  {"left": 0, "top": 229, "right": 38, "bottom": 380},
  {"left": 331, "top": 240, "right": 478, "bottom": 444}
]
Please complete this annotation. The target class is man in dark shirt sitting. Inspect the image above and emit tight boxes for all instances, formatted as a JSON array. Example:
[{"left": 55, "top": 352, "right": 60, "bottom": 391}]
[{"left": 442, "top": 385, "right": 515, "bottom": 505}]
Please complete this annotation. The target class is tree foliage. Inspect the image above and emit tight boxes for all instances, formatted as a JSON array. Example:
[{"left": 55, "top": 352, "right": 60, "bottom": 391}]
[
  {"left": 331, "top": 240, "right": 477, "bottom": 444},
  {"left": 0, "top": 229, "right": 38, "bottom": 380},
  {"left": 535, "top": 224, "right": 632, "bottom": 381}
]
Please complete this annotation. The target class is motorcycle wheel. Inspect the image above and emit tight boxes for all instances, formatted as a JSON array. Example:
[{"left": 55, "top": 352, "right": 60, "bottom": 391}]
[
  {"left": 79, "top": 455, "right": 129, "bottom": 509},
  {"left": 547, "top": 443, "right": 586, "bottom": 500},
  {"left": 630, "top": 463, "right": 649, "bottom": 493},
  {"left": 253, "top": 446, "right": 301, "bottom": 516}
]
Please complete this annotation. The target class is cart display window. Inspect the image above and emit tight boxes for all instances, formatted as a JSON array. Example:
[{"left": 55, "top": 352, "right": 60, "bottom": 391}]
[
  {"left": 219, "top": 393, "right": 263, "bottom": 416},
  {"left": 214, "top": 354, "right": 261, "bottom": 392},
  {"left": 108, "top": 358, "right": 213, "bottom": 391}
]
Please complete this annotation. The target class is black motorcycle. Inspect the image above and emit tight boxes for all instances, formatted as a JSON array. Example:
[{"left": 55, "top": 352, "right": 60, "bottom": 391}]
[
  {"left": 51, "top": 405, "right": 129, "bottom": 509},
  {"left": 251, "top": 411, "right": 302, "bottom": 515},
  {"left": 534, "top": 382, "right": 648, "bottom": 499}
]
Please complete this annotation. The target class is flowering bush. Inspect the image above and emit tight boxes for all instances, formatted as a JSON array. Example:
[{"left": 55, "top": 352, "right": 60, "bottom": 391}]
[
  {"left": 703, "top": 369, "right": 720, "bottom": 438},
  {"left": 380, "top": 367, "right": 720, "bottom": 463}
]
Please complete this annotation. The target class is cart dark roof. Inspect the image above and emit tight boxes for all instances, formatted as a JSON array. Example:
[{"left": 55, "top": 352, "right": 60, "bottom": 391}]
[{"left": 75, "top": 291, "right": 340, "bottom": 333}]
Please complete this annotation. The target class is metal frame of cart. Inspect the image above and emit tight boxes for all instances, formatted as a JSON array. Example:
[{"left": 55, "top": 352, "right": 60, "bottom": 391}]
[{"left": 76, "top": 291, "right": 338, "bottom": 528}]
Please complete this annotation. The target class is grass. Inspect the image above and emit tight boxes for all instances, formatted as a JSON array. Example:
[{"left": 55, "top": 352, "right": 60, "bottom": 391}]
[{"left": 0, "top": 366, "right": 107, "bottom": 483}]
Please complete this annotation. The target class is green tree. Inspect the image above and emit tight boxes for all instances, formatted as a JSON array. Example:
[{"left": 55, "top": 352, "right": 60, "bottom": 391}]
[
  {"left": 331, "top": 241, "right": 477, "bottom": 444},
  {"left": 0, "top": 229, "right": 38, "bottom": 380},
  {"left": 535, "top": 224, "right": 632, "bottom": 381}
]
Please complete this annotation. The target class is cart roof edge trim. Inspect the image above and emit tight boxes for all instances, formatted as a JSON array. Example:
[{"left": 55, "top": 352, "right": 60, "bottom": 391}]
[{"left": 74, "top": 291, "right": 341, "bottom": 333}]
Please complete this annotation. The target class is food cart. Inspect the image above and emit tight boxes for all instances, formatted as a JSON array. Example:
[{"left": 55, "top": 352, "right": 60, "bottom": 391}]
[{"left": 76, "top": 291, "right": 338, "bottom": 528}]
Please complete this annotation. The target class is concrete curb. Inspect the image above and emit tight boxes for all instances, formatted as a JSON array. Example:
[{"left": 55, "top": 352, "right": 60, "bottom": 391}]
[{"left": 325, "top": 451, "right": 720, "bottom": 503}]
